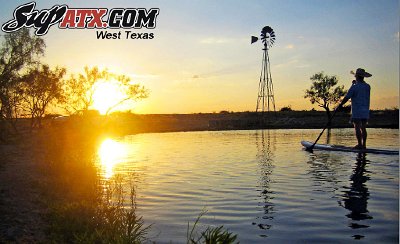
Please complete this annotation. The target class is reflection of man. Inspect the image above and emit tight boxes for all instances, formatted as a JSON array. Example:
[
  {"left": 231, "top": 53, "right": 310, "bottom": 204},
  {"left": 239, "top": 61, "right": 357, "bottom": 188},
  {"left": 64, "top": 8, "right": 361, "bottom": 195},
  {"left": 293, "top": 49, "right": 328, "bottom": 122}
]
[
  {"left": 339, "top": 68, "right": 371, "bottom": 149},
  {"left": 340, "top": 153, "right": 372, "bottom": 231}
]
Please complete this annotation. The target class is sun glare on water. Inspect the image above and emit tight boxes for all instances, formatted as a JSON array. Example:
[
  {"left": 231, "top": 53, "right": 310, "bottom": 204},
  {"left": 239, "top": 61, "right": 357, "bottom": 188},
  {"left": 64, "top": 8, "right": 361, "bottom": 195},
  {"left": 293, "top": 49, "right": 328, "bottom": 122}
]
[
  {"left": 98, "top": 139, "right": 127, "bottom": 178},
  {"left": 92, "top": 79, "right": 125, "bottom": 115}
]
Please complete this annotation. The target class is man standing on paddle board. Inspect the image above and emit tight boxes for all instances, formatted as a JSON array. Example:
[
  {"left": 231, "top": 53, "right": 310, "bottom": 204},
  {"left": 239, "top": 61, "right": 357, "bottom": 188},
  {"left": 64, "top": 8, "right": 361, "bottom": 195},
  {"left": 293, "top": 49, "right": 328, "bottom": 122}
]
[{"left": 338, "top": 68, "right": 372, "bottom": 149}]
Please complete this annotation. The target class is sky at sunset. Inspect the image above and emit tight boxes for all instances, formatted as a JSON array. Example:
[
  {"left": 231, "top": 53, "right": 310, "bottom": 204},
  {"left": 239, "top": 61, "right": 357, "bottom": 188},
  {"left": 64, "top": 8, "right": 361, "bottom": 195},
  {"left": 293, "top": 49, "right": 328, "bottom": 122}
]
[{"left": 1, "top": 0, "right": 398, "bottom": 114}]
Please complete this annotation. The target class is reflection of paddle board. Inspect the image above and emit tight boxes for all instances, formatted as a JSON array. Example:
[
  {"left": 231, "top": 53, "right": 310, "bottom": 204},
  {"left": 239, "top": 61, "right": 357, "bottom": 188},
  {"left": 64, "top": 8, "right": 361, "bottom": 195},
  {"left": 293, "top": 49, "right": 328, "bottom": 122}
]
[{"left": 301, "top": 141, "right": 398, "bottom": 155}]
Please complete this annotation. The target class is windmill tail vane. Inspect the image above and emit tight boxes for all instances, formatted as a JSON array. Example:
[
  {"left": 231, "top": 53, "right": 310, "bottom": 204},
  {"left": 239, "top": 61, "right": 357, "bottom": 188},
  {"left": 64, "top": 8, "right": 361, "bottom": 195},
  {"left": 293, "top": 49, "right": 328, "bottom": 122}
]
[{"left": 251, "top": 36, "right": 258, "bottom": 44}]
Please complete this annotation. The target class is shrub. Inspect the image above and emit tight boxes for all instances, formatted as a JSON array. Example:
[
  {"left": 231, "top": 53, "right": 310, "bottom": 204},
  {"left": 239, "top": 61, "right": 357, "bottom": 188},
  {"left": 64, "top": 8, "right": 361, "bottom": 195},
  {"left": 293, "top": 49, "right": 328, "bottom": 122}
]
[{"left": 280, "top": 105, "right": 292, "bottom": 112}]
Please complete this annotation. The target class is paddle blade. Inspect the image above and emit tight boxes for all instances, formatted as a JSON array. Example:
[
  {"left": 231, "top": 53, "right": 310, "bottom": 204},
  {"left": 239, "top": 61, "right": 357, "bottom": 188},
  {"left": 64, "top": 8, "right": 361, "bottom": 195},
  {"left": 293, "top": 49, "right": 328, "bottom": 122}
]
[{"left": 305, "top": 146, "right": 314, "bottom": 152}]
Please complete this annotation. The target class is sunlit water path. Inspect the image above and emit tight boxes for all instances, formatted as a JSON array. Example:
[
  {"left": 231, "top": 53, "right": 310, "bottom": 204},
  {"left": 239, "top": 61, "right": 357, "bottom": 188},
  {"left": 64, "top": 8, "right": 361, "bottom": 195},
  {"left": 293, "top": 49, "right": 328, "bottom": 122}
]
[{"left": 97, "top": 128, "right": 398, "bottom": 243}]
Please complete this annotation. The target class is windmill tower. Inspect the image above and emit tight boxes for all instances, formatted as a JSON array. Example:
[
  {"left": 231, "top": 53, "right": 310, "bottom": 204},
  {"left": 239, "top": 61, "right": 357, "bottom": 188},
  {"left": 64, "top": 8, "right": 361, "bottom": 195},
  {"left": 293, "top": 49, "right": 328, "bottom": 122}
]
[{"left": 251, "top": 26, "right": 276, "bottom": 114}]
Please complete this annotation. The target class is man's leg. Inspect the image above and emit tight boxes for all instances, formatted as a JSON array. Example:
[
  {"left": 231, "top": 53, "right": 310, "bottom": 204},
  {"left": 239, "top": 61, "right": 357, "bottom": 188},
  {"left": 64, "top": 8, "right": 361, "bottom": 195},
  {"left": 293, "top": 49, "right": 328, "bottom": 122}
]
[
  {"left": 361, "top": 120, "right": 367, "bottom": 149},
  {"left": 353, "top": 121, "right": 363, "bottom": 148}
]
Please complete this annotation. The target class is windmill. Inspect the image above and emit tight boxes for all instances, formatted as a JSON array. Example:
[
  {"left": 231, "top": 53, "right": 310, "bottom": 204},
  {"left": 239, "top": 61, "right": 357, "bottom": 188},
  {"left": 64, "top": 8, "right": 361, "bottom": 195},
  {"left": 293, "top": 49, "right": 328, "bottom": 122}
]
[{"left": 251, "top": 26, "right": 276, "bottom": 114}]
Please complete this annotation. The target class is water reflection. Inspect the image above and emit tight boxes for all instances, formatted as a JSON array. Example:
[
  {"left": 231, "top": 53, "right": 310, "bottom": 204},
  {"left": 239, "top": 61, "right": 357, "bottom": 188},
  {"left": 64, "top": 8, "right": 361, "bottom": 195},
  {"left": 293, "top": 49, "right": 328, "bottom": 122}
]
[
  {"left": 255, "top": 130, "right": 275, "bottom": 235},
  {"left": 326, "top": 128, "right": 331, "bottom": 145},
  {"left": 307, "top": 151, "right": 373, "bottom": 240},
  {"left": 98, "top": 138, "right": 127, "bottom": 178},
  {"left": 340, "top": 153, "right": 372, "bottom": 239},
  {"left": 306, "top": 152, "right": 346, "bottom": 192}
]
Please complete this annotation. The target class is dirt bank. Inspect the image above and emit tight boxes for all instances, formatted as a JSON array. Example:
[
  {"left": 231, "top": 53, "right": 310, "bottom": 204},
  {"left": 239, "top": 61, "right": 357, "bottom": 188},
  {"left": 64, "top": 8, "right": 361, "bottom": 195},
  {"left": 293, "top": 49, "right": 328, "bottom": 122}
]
[{"left": 0, "top": 137, "right": 47, "bottom": 243}]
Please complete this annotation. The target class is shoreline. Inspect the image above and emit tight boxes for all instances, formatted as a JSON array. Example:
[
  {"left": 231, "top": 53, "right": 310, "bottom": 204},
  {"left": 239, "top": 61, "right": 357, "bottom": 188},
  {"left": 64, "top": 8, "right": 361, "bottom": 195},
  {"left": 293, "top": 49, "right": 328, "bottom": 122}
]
[
  {"left": 83, "top": 110, "right": 399, "bottom": 135},
  {"left": 9, "top": 110, "right": 399, "bottom": 136}
]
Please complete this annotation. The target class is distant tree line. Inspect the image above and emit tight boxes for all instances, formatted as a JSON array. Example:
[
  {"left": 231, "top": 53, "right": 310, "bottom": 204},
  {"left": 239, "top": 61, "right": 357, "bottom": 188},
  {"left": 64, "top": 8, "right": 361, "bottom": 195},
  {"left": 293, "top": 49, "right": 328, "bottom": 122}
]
[{"left": 0, "top": 28, "right": 148, "bottom": 141}]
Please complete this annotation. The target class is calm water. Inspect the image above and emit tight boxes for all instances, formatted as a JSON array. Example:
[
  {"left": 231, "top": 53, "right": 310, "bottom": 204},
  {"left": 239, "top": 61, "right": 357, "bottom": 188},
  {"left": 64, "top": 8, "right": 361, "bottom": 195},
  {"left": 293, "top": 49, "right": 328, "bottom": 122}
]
[{"left": 96, "top": 128, "right": 399, "bottom": 243}]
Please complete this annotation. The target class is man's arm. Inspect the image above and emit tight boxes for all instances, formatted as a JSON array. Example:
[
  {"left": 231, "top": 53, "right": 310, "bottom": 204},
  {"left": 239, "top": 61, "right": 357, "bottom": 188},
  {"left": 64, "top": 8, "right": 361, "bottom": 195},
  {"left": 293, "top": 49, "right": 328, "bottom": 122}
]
[{"left": 338, "top": 85, "right": 353, "bottom": 108}]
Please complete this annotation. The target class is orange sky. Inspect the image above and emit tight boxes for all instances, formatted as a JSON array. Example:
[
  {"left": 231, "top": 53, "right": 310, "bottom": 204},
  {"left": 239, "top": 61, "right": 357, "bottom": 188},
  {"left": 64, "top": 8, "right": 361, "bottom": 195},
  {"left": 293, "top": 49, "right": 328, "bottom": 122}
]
[{"left": 1, "top": 1, "right": 398, "bottom": 114}]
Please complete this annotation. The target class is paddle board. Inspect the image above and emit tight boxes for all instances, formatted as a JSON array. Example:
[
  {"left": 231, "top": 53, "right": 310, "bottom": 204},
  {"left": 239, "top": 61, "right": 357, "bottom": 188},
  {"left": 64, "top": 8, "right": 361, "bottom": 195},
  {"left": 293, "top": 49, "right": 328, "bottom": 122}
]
[{"left": 301, "top": 141, "right": 398, "bottom": 155}]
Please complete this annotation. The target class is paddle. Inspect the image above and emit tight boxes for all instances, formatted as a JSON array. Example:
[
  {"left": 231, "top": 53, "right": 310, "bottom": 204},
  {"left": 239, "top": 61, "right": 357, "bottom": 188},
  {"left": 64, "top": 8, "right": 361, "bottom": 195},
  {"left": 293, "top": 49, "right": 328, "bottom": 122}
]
[{"left": 305, "top": 108, "right": 339, "bottom": 152}]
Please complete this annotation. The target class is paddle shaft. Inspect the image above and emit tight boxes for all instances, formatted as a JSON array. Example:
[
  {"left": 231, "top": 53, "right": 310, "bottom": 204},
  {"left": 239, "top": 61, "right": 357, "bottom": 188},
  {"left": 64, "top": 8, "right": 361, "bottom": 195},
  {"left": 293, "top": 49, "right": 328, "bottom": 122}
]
[{"left": 308, "top": 109, "right": 339, "bottom": 150}]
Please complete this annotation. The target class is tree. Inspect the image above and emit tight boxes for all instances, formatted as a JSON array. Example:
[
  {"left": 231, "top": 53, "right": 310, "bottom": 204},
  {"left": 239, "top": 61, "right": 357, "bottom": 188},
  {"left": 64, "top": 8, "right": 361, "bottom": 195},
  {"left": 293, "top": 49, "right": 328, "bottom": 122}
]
[
  {"left": 22, "top": 64, "right": 66, "bottom": 129},
  {"left": 304, "top": 72, "right": 347, "bottom": 126},
  {"left": 0, "top": 28, "right": 45, "bottom": 137},
  {"left": 63, "top": 66, "right": 107, "bottom": 113},
  {"left": 104, "top": 73, "right": 148, "bottom": 115},
  {"left": 64, "top": 66, "right": 148, "bottom": 115}
]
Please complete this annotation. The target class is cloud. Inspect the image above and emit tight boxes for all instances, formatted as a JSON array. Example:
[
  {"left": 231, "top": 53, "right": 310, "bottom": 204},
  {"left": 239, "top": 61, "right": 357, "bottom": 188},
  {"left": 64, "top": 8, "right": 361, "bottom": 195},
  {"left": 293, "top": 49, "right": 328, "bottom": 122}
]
[
  {"left": 273, "top": 56, "right": 311, "bottom": 69},
  {"left": 129, "top": 73, "right": 159, "bottom": 79},
  {"left": 273, "top": 58, "right": 299, "bottom": 69},
  {"left": 200, "top": 37, "right": 233, "bottom": 44},
  {"left": 285, "top": 44, "right": 295, "bottom": 49},
  {"left": 199, "top": 37, "right": 250, "bottom": 46},
  {"left": 294, "top": 64, "right": 311, "bottom": 68}
]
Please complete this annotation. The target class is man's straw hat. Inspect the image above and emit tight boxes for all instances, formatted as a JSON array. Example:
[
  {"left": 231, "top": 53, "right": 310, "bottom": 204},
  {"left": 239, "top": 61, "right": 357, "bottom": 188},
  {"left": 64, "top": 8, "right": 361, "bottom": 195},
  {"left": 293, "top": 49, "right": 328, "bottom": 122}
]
[{"left": 351, "top": 68, "right": 372, "bottom": 78}]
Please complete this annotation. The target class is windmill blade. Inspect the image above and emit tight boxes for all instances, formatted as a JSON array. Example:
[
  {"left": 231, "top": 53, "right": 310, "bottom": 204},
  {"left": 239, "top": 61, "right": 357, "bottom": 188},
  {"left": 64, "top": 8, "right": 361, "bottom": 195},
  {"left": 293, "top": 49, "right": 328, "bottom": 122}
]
[
  {"left": 261, "top": 26, "right": 273, "bottom": 35},
  {"left": 253, "top": 25, "right": 276, "bottom": 49}
]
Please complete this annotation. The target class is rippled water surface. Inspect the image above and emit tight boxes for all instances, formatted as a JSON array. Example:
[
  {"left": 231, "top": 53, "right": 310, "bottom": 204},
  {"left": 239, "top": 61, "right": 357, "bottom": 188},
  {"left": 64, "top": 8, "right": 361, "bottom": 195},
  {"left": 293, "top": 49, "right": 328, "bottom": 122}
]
[{"left": 97, "top": 129, "right": 399, "bottom": 243}]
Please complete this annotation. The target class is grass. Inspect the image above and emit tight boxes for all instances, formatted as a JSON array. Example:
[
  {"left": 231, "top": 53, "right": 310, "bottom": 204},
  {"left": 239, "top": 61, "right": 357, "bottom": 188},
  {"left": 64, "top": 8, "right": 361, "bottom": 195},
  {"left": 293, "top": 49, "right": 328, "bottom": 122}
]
[
  {"left": 187, "top": 210, "right": 238, "bottom": 244},
  {"left": 47, "top": 177, "right": 150, "bottom": 243}
]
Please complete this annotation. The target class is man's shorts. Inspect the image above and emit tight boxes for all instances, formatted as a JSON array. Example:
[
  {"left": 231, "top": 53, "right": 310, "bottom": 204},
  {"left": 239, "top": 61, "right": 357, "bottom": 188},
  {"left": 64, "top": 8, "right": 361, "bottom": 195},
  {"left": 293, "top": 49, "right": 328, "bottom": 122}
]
[{"left": 351, "top": 118, "right": 368, "bottom": 123}]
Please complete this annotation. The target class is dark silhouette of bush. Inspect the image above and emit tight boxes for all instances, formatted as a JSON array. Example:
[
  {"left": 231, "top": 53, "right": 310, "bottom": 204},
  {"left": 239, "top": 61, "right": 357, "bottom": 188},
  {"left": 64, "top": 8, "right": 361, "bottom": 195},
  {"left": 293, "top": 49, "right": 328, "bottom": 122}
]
[{"left": 280, "top": 106, "right": 292, "bottom": 112}]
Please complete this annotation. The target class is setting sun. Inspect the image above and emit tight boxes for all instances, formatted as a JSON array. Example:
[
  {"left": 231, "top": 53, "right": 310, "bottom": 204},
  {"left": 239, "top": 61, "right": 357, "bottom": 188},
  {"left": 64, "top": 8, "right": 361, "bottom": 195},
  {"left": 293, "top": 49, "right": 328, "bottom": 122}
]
[{"left": 92, "top": 79, "right": 126, "bottom": 115}]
